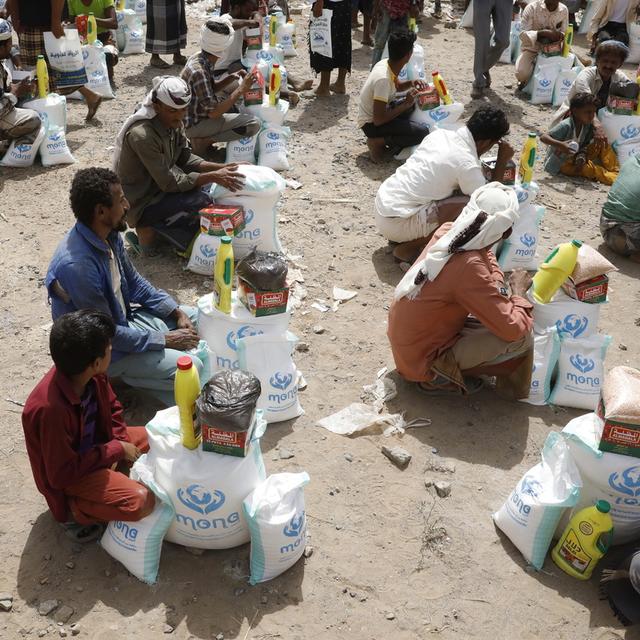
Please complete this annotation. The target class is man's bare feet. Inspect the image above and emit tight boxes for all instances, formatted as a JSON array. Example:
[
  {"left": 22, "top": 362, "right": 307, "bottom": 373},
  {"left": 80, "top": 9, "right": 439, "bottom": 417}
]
[
  {"left": 288, "top": 91, "right": 300, "bottom": 107},
  {"left": 367, "top": 137, "right": 385, "bottom": 163},
  {"left": 173, "top": 53, "right": 188, "bottom": 65},
  {"left": 314, "top": 85, "right": 331, "bottom": 97},
  {"left": 329, "top": 82, "right": 346, "bottom": 94},
  {"left": 85, "top": 96, "right": 102, "bottom": 121},
  {"left": 150, "top": 54, "right": 171, "bottom": 69},
  {"left": 361, "top": 37, "right": 374, "bottom": 46},
  {"left": 292, "top": 79, "right": 314, "bottom": 91},
  {"left": 392, "top": 237, "right": 428, "bottom": 263}
]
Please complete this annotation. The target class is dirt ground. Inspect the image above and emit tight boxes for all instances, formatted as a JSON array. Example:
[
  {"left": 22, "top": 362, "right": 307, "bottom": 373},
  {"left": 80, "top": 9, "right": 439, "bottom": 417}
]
[{"left": 2, "top": 2, "right": 640, "bottom": 639}]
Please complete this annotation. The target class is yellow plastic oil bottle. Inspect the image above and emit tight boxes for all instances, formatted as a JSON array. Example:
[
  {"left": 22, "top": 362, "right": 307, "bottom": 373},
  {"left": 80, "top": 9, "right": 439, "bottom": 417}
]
[
  {"left": 175, "top": 355, "right": 201, "bottom": 449},
  {"left": 36, "top": 55, "right": 49, "bottom": 98},
  {"left": 117, "top": 0, "right": 126, "bottom": 9},
  {"left": 269, "top": 63, "right": 281, "bottom": 106},
  {"left": 87, "top": 12, "right": 98, "bottom": 44},
  {"left": 532, "top": 239, "right": 582, "bottom": 304},
  {"left": 431, "top": 71, "right": 452, "bottom": 105},
  {"left": 562, "top": 24, "right": 573, "bottom": 57},
  {"left": 518, "top": 132, "right": 538, "bottom": 185},
  {"left": 552, "top": 500, "right": 613, "bottom": 580},
  {"left": 214, "top": 236, "right": 234, "bottom": 314},
  {"left": 408, "top": 16, "right": 417, "bottom": 33},
  {"left": 269, "top": 14, "right": 278, "bottom": 47}
]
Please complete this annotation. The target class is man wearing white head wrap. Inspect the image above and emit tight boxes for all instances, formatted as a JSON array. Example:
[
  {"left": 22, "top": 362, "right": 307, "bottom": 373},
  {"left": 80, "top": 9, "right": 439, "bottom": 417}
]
[
  {"left": 115, "top": 75, "right": 245, "bottom": 252},
  {"left": 0, "top": 18, "right": 42, "bottom": 151},
  {"left": 180, "top": 17, "right": 260, "bottom": 156},
  {"left": 387, "top": 183, "right": 535, "bottom": 398}
]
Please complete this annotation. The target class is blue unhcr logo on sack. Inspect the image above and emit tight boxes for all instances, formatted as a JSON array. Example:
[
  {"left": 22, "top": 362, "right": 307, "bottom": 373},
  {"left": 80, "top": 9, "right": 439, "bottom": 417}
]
[
  {"left": 569, "top": 354, "right": 595, "bottom": 373},
  {"left": 609, "top": 466, "right": 640, "bottom": 498},
  {"left": 283, "top": 513, "right": 305, "bottom": 537},
  {"left": 177, "top": 484, "right": 226, "bottom": 514},
  {"left": 555, "top": 313, "right": 589, "bottom": 338},
  {"left": 270, "top": 371, "right": 293, "bottom": 390}
]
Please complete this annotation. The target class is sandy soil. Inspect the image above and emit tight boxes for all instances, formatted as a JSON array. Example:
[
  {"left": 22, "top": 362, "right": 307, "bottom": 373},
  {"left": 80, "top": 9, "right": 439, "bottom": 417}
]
[{"left": 1, "top": 2, "right": 640, "bottom": 639}]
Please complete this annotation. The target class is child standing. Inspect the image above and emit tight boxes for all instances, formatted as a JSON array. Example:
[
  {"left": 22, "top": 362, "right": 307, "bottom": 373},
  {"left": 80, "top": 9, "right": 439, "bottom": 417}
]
[{"left": 541, "top": 92, "right": 619, "bottom": 185}]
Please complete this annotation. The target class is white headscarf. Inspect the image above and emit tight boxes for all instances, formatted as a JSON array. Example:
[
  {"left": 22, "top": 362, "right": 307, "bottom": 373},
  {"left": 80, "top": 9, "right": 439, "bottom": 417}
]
[
  {"left": 201, "top": 16, "right": 235, "bottom": 56},
  {"left": 394, "top": 182, "right": 520, "bottom": 301},
  {"left": 112, "top": 76, "right": 192, "bottom": 169},
  {"left": 0, "top": 18, "right": 12, "bottom": 41}
]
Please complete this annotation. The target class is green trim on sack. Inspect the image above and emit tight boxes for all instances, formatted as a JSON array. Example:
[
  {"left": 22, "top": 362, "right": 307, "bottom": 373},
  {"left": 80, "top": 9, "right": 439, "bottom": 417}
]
[
  {"left": 244, "top": 502, "right": 267, "bottom": 585},
  {"left": 543, "top": 329, "right": 561, "bottom": 404}
]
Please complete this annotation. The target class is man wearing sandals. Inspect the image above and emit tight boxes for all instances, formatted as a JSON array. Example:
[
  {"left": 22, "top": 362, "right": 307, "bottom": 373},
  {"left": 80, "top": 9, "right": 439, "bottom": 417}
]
[
  {"left": 22, "top": 311, "right": 155, "bottom": 542},
  {"left": 388, "top": 183, "right": 534, "bottom": 398},
  {"left": 46, "top": 167, "right": 204, "bottom": 407}
]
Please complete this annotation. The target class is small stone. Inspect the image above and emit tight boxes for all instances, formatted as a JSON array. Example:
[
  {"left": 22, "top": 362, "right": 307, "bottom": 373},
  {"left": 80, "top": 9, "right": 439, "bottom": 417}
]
[
  {"left": 342, "top": 587, "right": 348, "bottom": 594},
  {"left": 312, "top": 325, "right": 325, "bottom": 334},
  {"left": 303, "top": 545, "right": 314, "bottom": 558},
  {"left": 619, "top": 343, "right": 628, "bottom": 351},
  {"left": 424, "top": 479, "right": 433, "bottom": 488},
  {"left": 295, "top": 342, "right": 310, "bottom": 353},
  {"left": 424, "top": 457, "right": 456, "bottom": 474},
  {"left": 398, "top": 262, "right": 411, "bottom": 273},
  {"left": 335, "top": 524, "right": 343, "bottom": 530},
  {"left": 360, "top": 596, "right": 368, "bottom": 602},
  {"left": 183, "top": 546, "right": 205, "bottom": 557},
  {"left": 38, "top": 631, "right": 47, "bottom": 638},
  {"left": 65, "top": 562, "right": 74, "bottom": 570},
  {"left": 59, "top": 629, "right": 67, "bottom": 638},
  {"left": 215, "top": 635, "right": 224, "bottom": 640},
  {"left": 385, "top": 613, "right": 396, "bottom": 620},
  {"left": 40, "top": 577, "right": 49, "bottom": 585},
  {"left": 279, "top": 448, "right": 295, "bottom": 460},
  {"left": 69, "top": 623, "right": 80, "bottom": 636},
  {"left": 349, "top": 591, "right": 357, "bottom": 598},
  {"left": 104, "top": 570, "right": 111, "bottom": 578},
  {"left": 316, "top": 218, "right": 326, "bottom": 225},
  {"left": 54, "top": 605, "right": 74, "bottom": 624},
  {"left": 431, "top": 448, "right": 439, "bottom": 454},
  {"left": 234, "top": 588, "right": 245, "bottom": 597},
  {"left": 163, "top": 624, "right": 174, "bottom": 634},
  {"left": 260, "top": 595, "right": 268, "bottom": 605},
  {"left": 381, "top": 446, "right": 412, "bottom": 469},
  {"left": 0, "top": 599, "right": 13, "bottom": 611},
  {"left": 43, "top": 554, "right": 52, "bottom": 561},
  {"left": 434, "top": 481, "right": 452, "bottom": 498},
  {"left": 343, "top": 453, "right": 353, "bottom": 462},
  {"left": 75, "top": 586, "right": 83, "bottom": 593},
  {"left": 38, "top": 600, "right": 59, "bottom": 617}
]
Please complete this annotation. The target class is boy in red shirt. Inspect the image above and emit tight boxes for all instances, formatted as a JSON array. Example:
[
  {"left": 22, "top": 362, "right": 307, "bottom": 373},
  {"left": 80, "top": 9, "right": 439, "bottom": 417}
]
[{"left": 22, "top": 310, "right": 155, "bottom": 541}]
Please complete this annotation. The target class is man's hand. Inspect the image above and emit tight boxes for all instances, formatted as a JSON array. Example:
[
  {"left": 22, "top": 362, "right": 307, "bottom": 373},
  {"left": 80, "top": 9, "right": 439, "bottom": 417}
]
[
  {"left": 509, "top": 269, "right": 533, "bottom": 298},
  {"left": 593, "top": 122, "right": 607, "bottom": 143},
  {"left": 12, "top": 78, "right": 34, "bottom": 98},
  {"left": 556, "top": 140, "right": 578, "bottom": 156},
  {"left": 413, "top": 80, "right": 427, "bottom": 91},
  {"left": 165, "top": 328, "right": 200, "bottom": 351},
  {"left": 496, "top": 139, "right": 515, "bottom": 162},
  {"left": 210, "top": 164, "right": 245, "bottom": 191},
  {"left": 51, "top": 21, "right": 65, "bottom": 38},
  {"left": 172, "top": 307, "right": 194, "bottom": 331},
  {"left": 403, "top": 88, "right": 417, "bottom": 108},
  {"left": 239, "top": 72, "right": 255, "bottom": 95},
  {"left": 121, "top": 441, "right": 141, "bottom": 463},
  {"left": 312, "top": 1, "right": 323, "bottom": 18}
]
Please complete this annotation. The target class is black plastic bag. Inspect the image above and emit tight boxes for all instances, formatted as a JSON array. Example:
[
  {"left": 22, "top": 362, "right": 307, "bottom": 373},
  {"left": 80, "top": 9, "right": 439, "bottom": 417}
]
[
  {"left": 196, "top": 370, "right": 261, "bottom": 432},
  {"left": 609, "top": 79, "right": 640, "bottom": 100},
  {"left": 236, "top": 248, "right": 288, "bottom": 291}
]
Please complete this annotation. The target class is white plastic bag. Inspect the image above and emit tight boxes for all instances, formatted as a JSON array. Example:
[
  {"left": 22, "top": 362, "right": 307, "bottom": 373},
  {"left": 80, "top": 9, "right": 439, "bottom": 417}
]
[
  {"left": 240, "top": 97, "right": 289, "bottom": 127},
  {"left": 614, "top": 136, "right": 640, "bottom": 165},
  {"left": 598, "top": 108, "right": 640, "bottom": 147},
  {"left": 532, "top": 288, "right": 601, "bottom": 338},
  {"left": 521, "top": 328, "right": 561, "bottom": 405},
  {"left": 237, "top": 331, "right": 304, "bottom": 423},
  {"left": 127, "top": 0, "right": 147, "bottom": 24},
  {"left": 210, "top": 164, "right": 286, "bottom": 258},
  {"left": 550, "top": 334, "right": 611, "bottom": 410},
  {"left": 0, "top": 125, "right": 45, "bottom": 167},
  {"left": 123, "top": 13, "right": 145, "bottom": 55},
  {"left": 552, "top": 68, "right": 578, "bottom": 107},
  {"left": 498, "top": 24, "right": 513, "bottom": 64},
  {"left": 309, "top": 9, "right": 332, "bottom": 58},
  {"left": 145, "top": 406, "right": 267, "bottom": 549},
  {"left": 186, "top": 232, "right": 221, "bottom": 275},
  {"left": 70, "top": 42, "right": 114, "bottom": 100},
  {"left": 497, "top": 204, "right": 545, "bottom": 271},
  {"left": 562, "top": 412, "right": 640, "bottom": 544},
  {"left": 197, "top": 292, "right": 291, "bottom": 371},
  {"left": 100, "top": 454, "right": 174, "bottom": 584},
  {"left": 458, "top": 2, "right": 473, "bottom": 28},
  {"left": 243, "top": 472, "right": 310, "bottom": 584},
  {"left": 257, "top": 125, "right": 290, "bottom": 171},
  {"left": 627, "top": 21, "right": 640, "bottom": 64},
  {"left": 44, "top": 28, "right": 87, "bottom": 89},
  {"left": 513, "top": 180, "right": 539, "bottom": 207},
  {"left": 493, "top": 431, "right": 581, "bottom": 570},
  {"left": 277, "top": 22, "right": 297, "bottom": 57},
  {"left": 531, "top": 59, "right": 561, "bottom": 105},
  {"left": 225, "top": 134, "right": 258, "bottom": 164}
]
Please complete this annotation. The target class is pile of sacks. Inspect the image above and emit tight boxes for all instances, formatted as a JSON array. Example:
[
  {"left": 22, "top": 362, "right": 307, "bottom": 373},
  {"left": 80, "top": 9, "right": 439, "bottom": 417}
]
[
  {"left": 494, "top": 366, "right": 640, "bottom": 571},
  {"left": 524, "top": 52, "right": 582, "bottom": 106},
  {"left": 599, "top": 78, "right": 640, "bottom": 165},
  {"left": 523, "top": 243, "right": 617, "bottom": 409},
  {"left": 115, "top": 0, "right": 146, "bottom": 56},
  {"left": 101, "top": 369, "right": 309, "bottom": 584}
]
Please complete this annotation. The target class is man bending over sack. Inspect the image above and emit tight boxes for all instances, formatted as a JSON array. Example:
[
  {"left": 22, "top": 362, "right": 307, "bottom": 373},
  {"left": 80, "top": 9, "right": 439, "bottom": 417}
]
[
  {"left": 358, "top": 29, "right": 429, "bottom": 162},
  {"left": 22, "top": 311, "right": 155, "bottom": 543},
  {"left": 46, "top": 168, "right": 204, "bottom": 406},
  {"left": 375, "top": 105, "right": 514, "bottom": 263},
  {"left": 180, "top": 17, "right": 261, "bottom": 157},
  {"left": 515, "top": 0, "right": 568, "bottom": 87},
  {"left": 0, "top": 19, "right": 41, "bottom": 152},
  {"left": 388, "top": 183, "right": 534, "bottom": 398},
  {"left": 114, "top": 75, "right": 245, "bottom": 253}
]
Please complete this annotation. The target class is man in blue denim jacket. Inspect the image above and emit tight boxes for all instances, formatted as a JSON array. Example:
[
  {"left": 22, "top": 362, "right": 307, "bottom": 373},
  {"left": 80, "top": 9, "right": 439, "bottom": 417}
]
[{"left": 46, "top": 167, "right": 205, "bottom": 405}]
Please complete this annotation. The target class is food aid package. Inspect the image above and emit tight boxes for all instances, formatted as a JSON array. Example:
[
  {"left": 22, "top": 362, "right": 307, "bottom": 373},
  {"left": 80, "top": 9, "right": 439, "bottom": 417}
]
[
  {"left": 598, "top": 108, "right": 640, "bottom": 148},
  {"left": 122, "top": 13, "right": 145, "bottom": 55},
  {"left": 530, "top": 58, "right": 562, "bottom": 105},
  {"left": 497, "top": 204, "right": 545, "bottom": 271},
  {"left": 69, "top": 42, "right": 115, "bottom": 100},
  {"left": 309, "top": 9, "right": 333, "bottom": 58},
  {"left": 44, "top": 28, "right": 87, "bottom": 90},
  {"left": 23, "top": 94, "right": 76, "bottom": 166},
  {"left": 0, "top": 125, "right": 45, "bottom": 167},
  {"left": 210, "top": 164, "right": 286, "bottom": 258},
  {"left": 552, "top": 68, "right": 578, "bottom": 107},
  {"left": 277, "top": 22, "right": 297, "bottom": 57},
  {"left": 498, "top": 23, "right": 514, "bottom": 64},
  {"left": 513, "top": 180, "right": 539, "bottom": 207},
  {"left": 493, "top": 431, "right": 581, "bottom": 570},
  {"left": 411, "top": 102, "right": 464, "bottom": 131},
  {"left": 226, "top": 134, "right": 258, "bottom": 164},
  {"left": 257, "top": 126, "right": 291, "bottom": 171},
  {"left": 240, "top": 97, "right": 289, "bottom": 127},
  {"left": 387, "top": 42, "right": 426, "bottom": 84},
  {"left": 549, "top": 333, "right": 611, "bottom": 410},
  {"left": 243, "top": 27, "right": 263, "bottom": 66},
  {"left": 627, "top": 21, "right": 640, "bottom": 64},
  {"left": 532, "top": 288, "right": 601, "bottom": 338},
  {"left": 100, "top": 455, "right": 174, "bottom": 584},
  {"left": 562, "top": 412, "right": 640, "bottom": 544},
  {"left": 236, "top": 248, "right": 288, "bottom": 290},
  {"left": 613, "top": 136, "right": 640, "bottom": 164},
  {"left": 458, "top": 1, "right": 473, "bottom": 27},
  {"left": 126, "top": 0, "right": 147, "bottom": 24},
  {"left": 570, "top": 243, "right": 617, "bottom": 284},
  {"left": 521, "top": 328, "right": 561, "bottom": 406},
  {"left": 198, "top": 291, "right": 291, "bottom": 371},
  {"left": 252, "top": 45, "right": 285, "bottom": 69},
  {"left": 243, "top": 472, "right": 310, "bottom": 584},
  {"left": 187, "top": 231, "right": 221, "bottom": 276},
  {"left": 599, "top": 366, "right": 640, "bottom": 431},
  {"left": 237, "top": 331, "right": 304, "bottom": 423},
  {"left": 578, "top": 0, "right": 598, "bottom": 34},
  {"left": 145, "top": 406, "right": 267, "bottom": 549}
]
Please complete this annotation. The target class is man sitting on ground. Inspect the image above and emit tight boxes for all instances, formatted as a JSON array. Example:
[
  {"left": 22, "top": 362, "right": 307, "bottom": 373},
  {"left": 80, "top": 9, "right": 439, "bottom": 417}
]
[
  {"left": 46, "top": 167, "right": 204, "bottom": 406},
  {"left": 22, "top": 310, "right": 155, "bottom": 543},
  {"left": 358, "top": 29, "right": 430, "bottom": 162},
  {"left": 600, "top": 154, "right": 640, "bottom": 262},
  {"left": 375, "top": 105, "right": 514, "bottom": 263},
  {"left": 181, "top": 17, "right": 261, "bottom": 156},
  {"left": 388, "top": 183, "right": 534, "bottom": 398},
  {"left": 515, "top": 0, "right": 568, "bottom": 87},
  {"left": 114, "top": 75, "right": 244, "bottom": 253},
  {"left": 215, "top": 0, "right": 262, "bottom": 77}
]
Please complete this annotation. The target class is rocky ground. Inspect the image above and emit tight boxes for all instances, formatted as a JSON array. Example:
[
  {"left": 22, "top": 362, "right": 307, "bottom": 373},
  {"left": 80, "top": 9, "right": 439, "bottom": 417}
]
[{"left": 1, "top": 1, "right": 640, "bottom": 639}]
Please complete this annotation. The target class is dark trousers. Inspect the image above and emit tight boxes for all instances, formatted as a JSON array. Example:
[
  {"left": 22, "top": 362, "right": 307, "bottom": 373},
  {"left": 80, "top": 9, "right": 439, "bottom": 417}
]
[
  {"left": 596, "top": 21, "right": 629, "bottom": 46},
  {"left": 138, "top": 189, "right": 212, "bottom": 228},
  {"left": 361, "top": 110, "right": 429, "bottom": 150}
]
